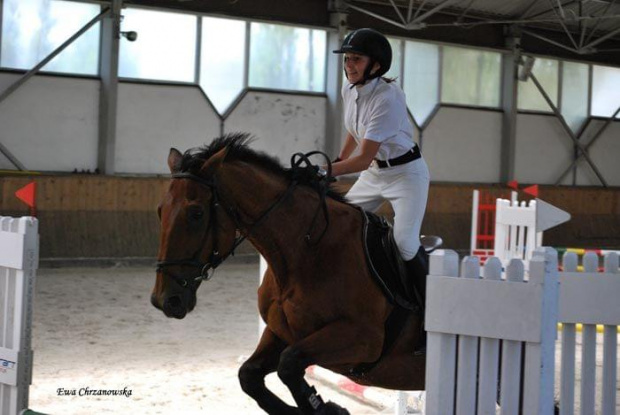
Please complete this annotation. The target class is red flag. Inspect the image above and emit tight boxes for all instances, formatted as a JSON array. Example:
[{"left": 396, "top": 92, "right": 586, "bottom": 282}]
[
  {"left": 523, "top": 184, "right": 539, "bottom": 198},
  {"left": 15, "top": 182, "right": 36, "bottom": 208},
  {"left": 507, "top": 180, "right": 519, "bottom": 190}
]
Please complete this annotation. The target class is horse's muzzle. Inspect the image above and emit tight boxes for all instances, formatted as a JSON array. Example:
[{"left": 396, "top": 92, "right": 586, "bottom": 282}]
[
  {"left": 153, "top": 291, "right": 197, "bottom": 319},
  {"left": 163, "top": 294, "right": 187, "bottom": 319}
]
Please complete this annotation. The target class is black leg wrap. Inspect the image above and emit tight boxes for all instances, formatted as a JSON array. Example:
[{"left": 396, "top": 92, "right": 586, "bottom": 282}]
[
  {"left": 306, "top": 386, "right": 325, "bottom": 410},
  {"left": 278, "top": 348, "right": 326, "bottom": 413},
  {"left": 240, "top": 361, "right": 303, "bottom": 415}
]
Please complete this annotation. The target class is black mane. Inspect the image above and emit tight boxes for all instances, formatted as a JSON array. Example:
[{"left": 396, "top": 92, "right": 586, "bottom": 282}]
[{"left": 180, "top": 133, "right": 348, "bottom": 203}]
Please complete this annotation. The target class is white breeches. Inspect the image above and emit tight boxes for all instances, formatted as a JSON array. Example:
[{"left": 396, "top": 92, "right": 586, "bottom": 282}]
[{"left": 346, "top": 158, "right": 430, "bottom": 261}]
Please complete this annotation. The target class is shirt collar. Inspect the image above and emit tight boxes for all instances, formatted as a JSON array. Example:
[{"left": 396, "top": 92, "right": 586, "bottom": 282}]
[{"left": 355, "top": 77, "right": 380, "bottom": 98}]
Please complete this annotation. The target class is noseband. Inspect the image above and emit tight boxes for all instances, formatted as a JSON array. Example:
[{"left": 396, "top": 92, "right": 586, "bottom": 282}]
[{"left": 156, "top": 171, "right": 299, "bottom": 288}]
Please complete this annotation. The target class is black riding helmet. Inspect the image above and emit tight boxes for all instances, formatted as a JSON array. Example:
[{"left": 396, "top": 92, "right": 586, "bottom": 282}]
[{"left": 333, "top": 28, "right": 392, "bottom": 85}]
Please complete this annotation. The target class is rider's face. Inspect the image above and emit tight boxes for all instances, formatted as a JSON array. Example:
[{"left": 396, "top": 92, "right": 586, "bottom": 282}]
[{"left": 344, "top": 53, "right": 379, "bottom": 84}]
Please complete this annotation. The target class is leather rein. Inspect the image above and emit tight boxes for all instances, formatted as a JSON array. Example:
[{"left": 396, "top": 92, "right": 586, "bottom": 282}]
[{"left": 156, "top": 151, "right": 333, "bottom": 288}]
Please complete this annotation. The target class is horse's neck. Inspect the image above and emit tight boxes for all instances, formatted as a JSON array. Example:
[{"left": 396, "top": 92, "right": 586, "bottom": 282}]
[{"left": 220, "top": 163, "right": 333, "bottom": 282}]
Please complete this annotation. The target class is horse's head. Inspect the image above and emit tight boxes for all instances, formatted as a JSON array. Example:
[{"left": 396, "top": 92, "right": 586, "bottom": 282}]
[{"left": 151, "top": 146, "right": 238, "bottom": 319}]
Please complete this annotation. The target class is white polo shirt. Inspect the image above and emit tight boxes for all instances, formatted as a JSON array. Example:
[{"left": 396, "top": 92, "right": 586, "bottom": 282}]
[{"left": 342, "top": 77, "right": 415, "bottom": 161}]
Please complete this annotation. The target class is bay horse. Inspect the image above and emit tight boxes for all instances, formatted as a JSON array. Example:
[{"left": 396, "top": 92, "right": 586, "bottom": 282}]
[{"left": 151, "top": 133, "right": 426, "bottom": 415}]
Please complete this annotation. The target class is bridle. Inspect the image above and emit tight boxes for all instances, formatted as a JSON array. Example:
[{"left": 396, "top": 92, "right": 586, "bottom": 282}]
[
  {"left": 155, "top": 151, "right": 333, "bottom": 289},
  {"left": 156, "top": 172, "right": 298, "bottom": 288}
]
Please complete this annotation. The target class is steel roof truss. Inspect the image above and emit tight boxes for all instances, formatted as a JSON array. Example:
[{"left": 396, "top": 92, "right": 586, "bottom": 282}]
[
  {"left": 521, "top": 28, "right": 580, "bottom": 54},
  {"left": 347, "top": 3, "right": 408, "bottom": 29},
  {"left": 411, "top": 0, "right": 460, "bottom": 26},
  {"left": 388, "top": 0, "right": 408, "bottom": 25},
  {"left": 413, "top": 0, "right": 430, "bottom": 20},
  {"left": 583, "top": 0, "right": 617, "bottom": 46},
  {"left": 547, "top": 0, "right": 579, "bottom": 49},
  {"left": 583, "top": 24, "right": 620, "bottom": 50}
]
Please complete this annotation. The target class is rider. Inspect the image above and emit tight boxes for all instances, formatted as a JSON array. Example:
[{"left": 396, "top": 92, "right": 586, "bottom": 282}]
[{"left": 331, "top": 28, "right": 430, "bottom": 309}]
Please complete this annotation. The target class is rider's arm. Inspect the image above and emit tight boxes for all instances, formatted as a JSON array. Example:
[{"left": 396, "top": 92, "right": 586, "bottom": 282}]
[
  {"left": 331, "top": 139, "right": 380, "bottom": 177},
  {"left": 337, "top": 133, "right": 358, "bottom": 161}
]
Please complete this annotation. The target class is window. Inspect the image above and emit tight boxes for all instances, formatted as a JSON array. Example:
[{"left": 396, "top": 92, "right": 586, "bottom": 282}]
[
  {"left": 403, "top": 40, "right": 439, "bottom": 125},
  {"left": 249, "top": 23, "right": 326, "bottom": 92},
  {"left": 119, "top": 8, "right": 197, "bottom": 82},
  {"left": 441, "top": 46, "right": 501, "bottom": 107},
  {"left": 591, "top": 65, "right": 620, "bottom": 118},
  {"left": 1, "top": 0, "right": 100, "bottom": 75},
  {"left": 199, "top": 17, "right": 246, "bottom": 114},
  {"left": 385, "top": 37, "right": 402, "bottom": 84},
  {"left": 518, "top": 57, "right": 559, "bottom": 112},
  {"left": 561, "top": 61, "right": 589, "bottom": 132}
]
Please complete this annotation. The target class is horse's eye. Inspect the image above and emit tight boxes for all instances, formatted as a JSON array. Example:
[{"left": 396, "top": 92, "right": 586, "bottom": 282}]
[{"left": 188, "top": 206, "right": 204, "bottom": 221}]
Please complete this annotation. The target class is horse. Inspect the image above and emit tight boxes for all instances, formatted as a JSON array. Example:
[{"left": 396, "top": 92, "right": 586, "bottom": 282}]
[{"left": 151, "top": 133, "right": 426, "bottom": 415}]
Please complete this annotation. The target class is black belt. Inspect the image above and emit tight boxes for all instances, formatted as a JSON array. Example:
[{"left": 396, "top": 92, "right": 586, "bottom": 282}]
[{"left": 374, "top": 146, "right": 421, "bottom": 168}]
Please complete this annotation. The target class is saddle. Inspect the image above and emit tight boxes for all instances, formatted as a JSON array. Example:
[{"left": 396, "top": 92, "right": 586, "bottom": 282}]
[
  {"left": 350, "top": 209, "right": 441, "bottom": 376},
  {"left": 361, "top": 209, "right": 424, "bottom": 312}
]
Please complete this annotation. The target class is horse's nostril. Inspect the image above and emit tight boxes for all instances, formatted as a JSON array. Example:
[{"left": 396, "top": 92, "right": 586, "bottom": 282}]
[
  {"left": 163, "top": 295, "right": 188, "bottom": 319},
  {"left": 166, "top": 295, "right": 182, "bottom": 310}
]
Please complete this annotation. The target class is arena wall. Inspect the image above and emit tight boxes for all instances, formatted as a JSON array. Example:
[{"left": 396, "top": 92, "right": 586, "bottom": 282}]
[
  {"left": 1, "top": 176, "right": 618, "bottom": 262},
  {"left": 3, "top": 73, "right": 620, "bottom": 186}
]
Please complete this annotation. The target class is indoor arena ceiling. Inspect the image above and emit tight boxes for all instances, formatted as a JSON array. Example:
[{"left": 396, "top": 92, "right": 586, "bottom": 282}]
[
  {"left": 345, "top": 0, "right": 620, "bottom": 53},
  {"left": 126, "top": 0, "right": 620, "bottom": 65}
]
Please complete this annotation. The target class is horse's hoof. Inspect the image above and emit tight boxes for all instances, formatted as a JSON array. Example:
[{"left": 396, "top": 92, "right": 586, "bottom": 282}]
[{"left": 317, "top": 401, "right": 350, "bottom": 415}]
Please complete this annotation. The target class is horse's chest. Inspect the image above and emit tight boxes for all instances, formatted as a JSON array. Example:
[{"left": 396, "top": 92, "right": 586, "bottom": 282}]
[{"left": 264, "top": 299, "right": 325, "bottom": 343}]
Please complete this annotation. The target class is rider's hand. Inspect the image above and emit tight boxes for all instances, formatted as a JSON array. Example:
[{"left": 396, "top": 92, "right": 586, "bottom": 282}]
[{"left": 317, "top": 166, "right": 337, "bottom": 183}]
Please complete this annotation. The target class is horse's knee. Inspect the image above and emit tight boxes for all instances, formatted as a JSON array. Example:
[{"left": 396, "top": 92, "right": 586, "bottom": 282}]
[
  {"left": 277, "top": 347, "right": 306, "bottom": 385},
  {"left": 238, "top": 361, "right": 265, "bottom": 396}
]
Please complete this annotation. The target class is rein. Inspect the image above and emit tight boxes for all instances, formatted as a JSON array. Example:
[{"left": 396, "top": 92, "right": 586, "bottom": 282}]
[{"left": 156, "top": 151, "right": 334, "bottom": 288}]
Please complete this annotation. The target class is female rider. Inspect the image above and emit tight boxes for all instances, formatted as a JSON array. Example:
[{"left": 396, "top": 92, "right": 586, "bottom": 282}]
[{"left": 331, "top": 28, "right": 430, "bottom": 307}]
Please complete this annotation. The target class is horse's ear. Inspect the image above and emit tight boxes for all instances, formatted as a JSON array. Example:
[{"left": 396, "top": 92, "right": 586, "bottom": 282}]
[
  {"left": 200, "top": 147, "right": 229, "bottom": 176},
  {"left": 168, "top": 148, "right": 183, "bottom": 173}
]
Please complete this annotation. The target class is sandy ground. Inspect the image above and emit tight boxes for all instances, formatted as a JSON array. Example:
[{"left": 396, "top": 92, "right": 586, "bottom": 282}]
[
  {"left": 28, "top": 262, "right": 396, "bottom": 415},
  {"left": 26, "top": 262, "right": 619, "bottom": 415}
]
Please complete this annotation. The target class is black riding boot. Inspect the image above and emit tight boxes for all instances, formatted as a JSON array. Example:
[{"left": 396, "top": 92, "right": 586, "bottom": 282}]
[
  {"left": 404, "top": 246, "right": 428, "bottom": 309},
  {"left": 404, "top": 246, "right": 429, "bottom": 354}
]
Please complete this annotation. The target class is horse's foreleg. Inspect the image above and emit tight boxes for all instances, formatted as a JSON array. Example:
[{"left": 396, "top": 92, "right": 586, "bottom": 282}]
[
  {"left": 278, "top": 321, "right": 380, "bottom": 415},
  {"left": 239, "top": 327, "right": 301, "bottom": 415}
]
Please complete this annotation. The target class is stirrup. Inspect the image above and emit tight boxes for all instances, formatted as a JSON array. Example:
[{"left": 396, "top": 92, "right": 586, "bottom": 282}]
[{"left": 421, "top": 235, "right": 442, "bottom": 254}]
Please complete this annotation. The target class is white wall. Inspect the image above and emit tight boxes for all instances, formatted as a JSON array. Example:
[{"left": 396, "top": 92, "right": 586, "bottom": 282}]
[
  {"left": 1, "top": 72, "right": 617, "bottom": 186},
  {"left": 115, "top": 83, "right": 220, "bottom": 174},
  {"left": 576, "top": 120, "right": 620, "bottom": 186},
  {"left": 514, "top": 114, "right": 574, "bottom": 185},
  {"left": 0, "top": 73, "right": 99, "bottom": 172},
  {"left": 512, "top": 114, "right": 620, "bottom": 186},
  {"left": 422, "top": 107, "right": 502, "bottom": 182},
  {"left": 225, "top": 91, "right": 326, "bottom": 166}
]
